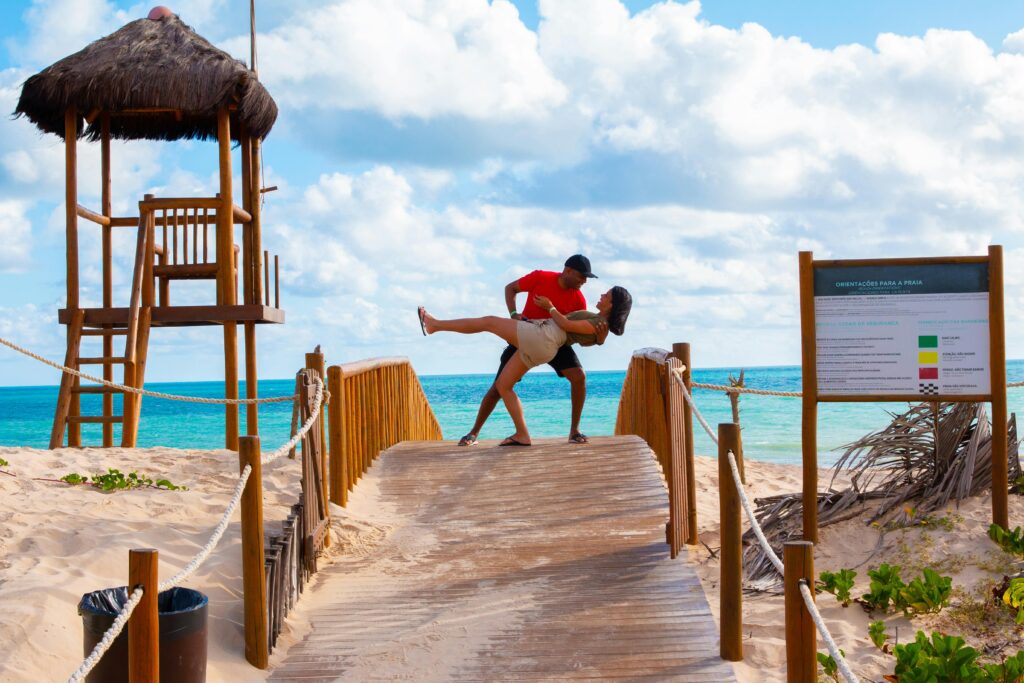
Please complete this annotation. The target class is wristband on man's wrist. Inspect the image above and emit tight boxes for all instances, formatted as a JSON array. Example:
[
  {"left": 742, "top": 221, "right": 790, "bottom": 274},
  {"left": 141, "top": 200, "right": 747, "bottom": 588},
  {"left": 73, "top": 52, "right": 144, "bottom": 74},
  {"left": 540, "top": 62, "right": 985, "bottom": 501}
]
[{"left": 509, "top": 309, "right": 518, "bottom": 317}]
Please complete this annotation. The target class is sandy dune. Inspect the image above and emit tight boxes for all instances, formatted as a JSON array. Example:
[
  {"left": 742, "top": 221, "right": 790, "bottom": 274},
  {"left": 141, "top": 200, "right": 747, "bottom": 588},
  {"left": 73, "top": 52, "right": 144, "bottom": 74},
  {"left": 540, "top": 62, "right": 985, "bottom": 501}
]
[{"left": 0, "top": 445, "right": 1021, "bottom": 682}]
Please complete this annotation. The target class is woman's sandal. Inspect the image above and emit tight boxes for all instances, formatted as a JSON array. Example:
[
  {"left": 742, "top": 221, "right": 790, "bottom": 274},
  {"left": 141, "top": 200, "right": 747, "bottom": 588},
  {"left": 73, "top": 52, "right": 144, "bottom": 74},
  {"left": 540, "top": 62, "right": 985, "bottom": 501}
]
[
  {"left": 417, "top": 306, "right": 427, "bottom": 336},
  {"left": 568, "top": 432, "right": 589, "bottom": 444},
  {"left": 458, "top": 433, "right": 478, "bottom": 447},
  {"left": 499, "top": 436, "right": 531, "bottom": 447}
]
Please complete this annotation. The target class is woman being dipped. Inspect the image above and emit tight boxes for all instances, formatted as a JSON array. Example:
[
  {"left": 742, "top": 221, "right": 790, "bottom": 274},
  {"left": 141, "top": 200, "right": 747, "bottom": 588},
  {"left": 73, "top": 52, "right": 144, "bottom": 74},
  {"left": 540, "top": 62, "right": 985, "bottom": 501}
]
[{"left": 419, "top": 286, "right": 632, "bottom": 446}]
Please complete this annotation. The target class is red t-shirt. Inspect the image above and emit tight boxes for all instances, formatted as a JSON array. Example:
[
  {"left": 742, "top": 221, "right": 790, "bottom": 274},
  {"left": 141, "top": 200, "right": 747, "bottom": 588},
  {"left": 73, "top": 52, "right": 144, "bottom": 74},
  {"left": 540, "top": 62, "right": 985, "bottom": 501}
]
[{"left": 518, "top": 270, "right": 586, "bottom": 319}]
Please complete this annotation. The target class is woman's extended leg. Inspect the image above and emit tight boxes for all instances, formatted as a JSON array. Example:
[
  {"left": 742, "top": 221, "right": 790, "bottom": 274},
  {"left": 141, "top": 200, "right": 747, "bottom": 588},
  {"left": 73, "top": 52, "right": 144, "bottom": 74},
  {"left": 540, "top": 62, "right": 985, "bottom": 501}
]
[
  {"left": 421, "top": 309, "right": 519, "bottom": 348},
  {"left": 494, "top": 351, "right": 531, "bottom": 445}
]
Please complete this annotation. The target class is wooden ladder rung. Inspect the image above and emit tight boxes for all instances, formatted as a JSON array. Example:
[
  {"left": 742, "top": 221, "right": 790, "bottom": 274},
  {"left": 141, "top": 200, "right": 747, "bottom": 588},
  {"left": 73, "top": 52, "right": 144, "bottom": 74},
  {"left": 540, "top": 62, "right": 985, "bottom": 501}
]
[
  {"left": 72, "top": 385, "right": 121, "bottom": 394},
  {"left": 67, "top": 416, "right": 124, "bottom": 424},
  {"left": 82, "top": 328, "right": 128, "bottom": 336},
  {"left": 78, "top": 356, "right": 128, "bottom": 364}
]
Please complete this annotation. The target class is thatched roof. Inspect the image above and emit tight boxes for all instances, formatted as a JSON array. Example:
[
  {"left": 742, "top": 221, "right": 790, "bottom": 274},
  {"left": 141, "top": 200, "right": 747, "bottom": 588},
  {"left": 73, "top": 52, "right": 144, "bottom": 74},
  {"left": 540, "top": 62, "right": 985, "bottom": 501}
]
[{"left": 14, "top": 13, "right": 277, "bottom": 142}]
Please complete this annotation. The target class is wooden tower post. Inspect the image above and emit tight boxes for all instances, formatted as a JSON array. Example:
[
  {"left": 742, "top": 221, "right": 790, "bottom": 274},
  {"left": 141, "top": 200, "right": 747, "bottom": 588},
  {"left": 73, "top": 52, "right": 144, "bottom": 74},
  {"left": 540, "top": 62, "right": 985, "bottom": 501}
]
[
  {"left": 100, "top": 112, "right": 114, "bottom": 447},
  {"left": 64, "top": 107, "right": 82, "bottom": 447},
  {"left": 217, "top": 107, "right": 240, "bottom": 450}
]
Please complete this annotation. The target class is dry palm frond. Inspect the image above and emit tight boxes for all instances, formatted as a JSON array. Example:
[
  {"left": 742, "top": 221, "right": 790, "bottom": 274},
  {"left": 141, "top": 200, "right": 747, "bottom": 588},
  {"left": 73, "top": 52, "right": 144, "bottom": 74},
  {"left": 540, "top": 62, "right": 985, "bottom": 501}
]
[{"left": 741, "top": 403, "right": 1021, "bottom": 585}]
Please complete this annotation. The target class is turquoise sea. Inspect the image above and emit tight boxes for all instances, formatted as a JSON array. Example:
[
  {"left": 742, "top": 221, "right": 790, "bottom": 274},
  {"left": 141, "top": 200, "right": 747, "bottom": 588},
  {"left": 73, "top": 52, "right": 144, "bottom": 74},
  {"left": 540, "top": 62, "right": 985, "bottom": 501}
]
[{"left": 3, "top": 362, "right": 1024, "bottom": 465}]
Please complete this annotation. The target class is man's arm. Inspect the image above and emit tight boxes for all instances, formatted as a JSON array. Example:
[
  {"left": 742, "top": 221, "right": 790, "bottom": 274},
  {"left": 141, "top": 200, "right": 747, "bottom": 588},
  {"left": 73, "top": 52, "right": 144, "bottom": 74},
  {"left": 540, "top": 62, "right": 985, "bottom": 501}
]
[{"left": 505, "top": 280, "right": 523, "bottom": 319}]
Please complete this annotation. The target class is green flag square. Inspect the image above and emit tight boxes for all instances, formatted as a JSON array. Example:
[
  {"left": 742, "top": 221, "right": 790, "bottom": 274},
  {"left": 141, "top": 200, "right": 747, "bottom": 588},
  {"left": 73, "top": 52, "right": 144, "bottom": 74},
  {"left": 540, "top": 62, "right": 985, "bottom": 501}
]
[{"left": 918, "top": 335, "right": 938, "bottom": 348}]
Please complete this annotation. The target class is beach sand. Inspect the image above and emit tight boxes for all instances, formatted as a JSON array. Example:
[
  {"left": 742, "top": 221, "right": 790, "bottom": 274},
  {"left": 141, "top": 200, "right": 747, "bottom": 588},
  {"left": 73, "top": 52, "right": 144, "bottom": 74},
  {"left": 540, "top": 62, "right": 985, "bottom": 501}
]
[
  {"left": 0, "top": 446, "right": 312, "bottom": 682},
  {"left": 1, "top": 445, "right": 1021, "bottom": 682},
  {"left": 689, "top": 454, "right": 1024, "bottom": 683}
]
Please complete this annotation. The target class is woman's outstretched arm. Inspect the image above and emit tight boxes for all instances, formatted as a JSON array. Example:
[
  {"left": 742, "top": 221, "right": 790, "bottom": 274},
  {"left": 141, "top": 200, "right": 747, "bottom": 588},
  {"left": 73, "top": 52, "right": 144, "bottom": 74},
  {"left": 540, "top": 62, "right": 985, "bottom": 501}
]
[{"left": 533, "top": 296, "right": 600, "bottom": 336}]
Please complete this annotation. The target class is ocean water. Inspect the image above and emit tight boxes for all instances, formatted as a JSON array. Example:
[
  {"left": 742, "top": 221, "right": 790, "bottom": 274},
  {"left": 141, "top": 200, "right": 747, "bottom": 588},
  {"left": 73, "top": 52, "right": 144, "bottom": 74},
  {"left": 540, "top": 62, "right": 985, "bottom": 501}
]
[{"left": 3, "top": 362, "right": 1024, "bottom": 465}]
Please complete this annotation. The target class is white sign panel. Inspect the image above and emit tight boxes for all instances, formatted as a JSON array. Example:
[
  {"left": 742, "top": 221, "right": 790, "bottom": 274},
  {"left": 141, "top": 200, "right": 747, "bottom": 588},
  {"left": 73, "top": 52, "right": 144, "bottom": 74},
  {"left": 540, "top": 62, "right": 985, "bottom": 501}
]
[{"left": 814, "top": 263, "right": 990, "bottom": 397}]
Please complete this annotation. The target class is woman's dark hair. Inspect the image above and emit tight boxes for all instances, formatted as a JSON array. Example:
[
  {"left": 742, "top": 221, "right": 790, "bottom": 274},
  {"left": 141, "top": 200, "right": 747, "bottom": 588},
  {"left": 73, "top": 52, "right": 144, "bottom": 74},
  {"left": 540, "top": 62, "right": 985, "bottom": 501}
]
[{"left": 608, "top": 286, "right": 632, "bottom": 336}]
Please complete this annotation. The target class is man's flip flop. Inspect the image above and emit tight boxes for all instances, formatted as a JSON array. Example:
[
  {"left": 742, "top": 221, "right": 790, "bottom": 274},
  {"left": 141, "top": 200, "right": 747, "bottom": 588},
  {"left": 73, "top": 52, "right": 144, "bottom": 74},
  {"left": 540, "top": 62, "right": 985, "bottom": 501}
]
[
  {"left": 417, "top": 306, "right": 427, "bottom": 336},
  {"left": 499, "top": 436, "right": 531, "bottom": 447},
  {"left": 568, "top": 432, "right": 589, "bottom": 444},
  {"left": 458, "top": 433, "right": 478, "bottom": 446}
]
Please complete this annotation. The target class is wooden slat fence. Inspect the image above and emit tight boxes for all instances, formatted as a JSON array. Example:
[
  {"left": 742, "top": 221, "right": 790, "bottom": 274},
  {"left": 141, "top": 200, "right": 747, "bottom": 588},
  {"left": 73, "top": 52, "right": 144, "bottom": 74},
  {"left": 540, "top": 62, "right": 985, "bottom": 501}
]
[
  {"left": 614, "top": 345, "right": 695, "bottom": 558},
  {"left": 326, "top": 356, "right": 443, "bottom": 507},
  {"left": 247, "top": 354, "right": 443, "bottom": 666}
]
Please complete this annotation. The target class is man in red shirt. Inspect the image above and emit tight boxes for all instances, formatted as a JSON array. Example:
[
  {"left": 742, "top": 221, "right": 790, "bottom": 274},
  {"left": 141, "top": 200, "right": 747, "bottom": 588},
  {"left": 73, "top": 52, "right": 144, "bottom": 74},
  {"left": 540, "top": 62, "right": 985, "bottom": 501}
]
[{"left": 458, "top": 254, "right": 605, "bottom": 446}]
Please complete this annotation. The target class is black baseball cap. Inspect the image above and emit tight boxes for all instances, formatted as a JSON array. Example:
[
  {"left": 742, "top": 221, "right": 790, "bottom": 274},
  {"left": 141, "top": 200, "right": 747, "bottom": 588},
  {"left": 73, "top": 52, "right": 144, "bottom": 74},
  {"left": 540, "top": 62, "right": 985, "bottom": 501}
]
[{"left": 565, "top": 254, "right": 597, "bottom": 278}]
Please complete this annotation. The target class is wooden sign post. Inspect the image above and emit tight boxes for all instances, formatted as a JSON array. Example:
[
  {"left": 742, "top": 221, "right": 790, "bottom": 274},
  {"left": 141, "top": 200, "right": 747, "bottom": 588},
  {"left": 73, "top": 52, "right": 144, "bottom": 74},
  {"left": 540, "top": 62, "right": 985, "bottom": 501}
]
[{"left": 799, "top": 246, "right": 1008, "bottom": 542}]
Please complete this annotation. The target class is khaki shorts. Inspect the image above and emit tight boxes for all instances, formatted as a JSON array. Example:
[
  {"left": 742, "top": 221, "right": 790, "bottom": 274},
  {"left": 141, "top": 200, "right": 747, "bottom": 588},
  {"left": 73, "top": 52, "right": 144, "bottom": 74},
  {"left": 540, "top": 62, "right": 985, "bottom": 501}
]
[{"left": 515, "top": 320, "right": 568, "bottom": 369}]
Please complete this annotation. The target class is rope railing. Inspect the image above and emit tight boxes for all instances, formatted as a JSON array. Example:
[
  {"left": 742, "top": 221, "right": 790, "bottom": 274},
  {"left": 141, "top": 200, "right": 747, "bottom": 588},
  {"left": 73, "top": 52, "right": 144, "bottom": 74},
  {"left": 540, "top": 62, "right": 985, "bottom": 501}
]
[
  {"left": 62, "top": 374, "right": 324, "bottom": 682},
  {"left": 726, "top": 449, "right": 784, "bottom": 575},
  {"left": 692, "top": 381, "right": 803, "bottom": 397},
  {"left": 0, "top": 336, "right": 295, "bottom": 404},
  {"left": 669, "top": 367, "right": 858, "bottom": 683},
  {"left": 66, "top": 587, "right": 145, "bottom": 683},
  {"left": 800, "top": 580, "right": 860, "bottom": 683}
]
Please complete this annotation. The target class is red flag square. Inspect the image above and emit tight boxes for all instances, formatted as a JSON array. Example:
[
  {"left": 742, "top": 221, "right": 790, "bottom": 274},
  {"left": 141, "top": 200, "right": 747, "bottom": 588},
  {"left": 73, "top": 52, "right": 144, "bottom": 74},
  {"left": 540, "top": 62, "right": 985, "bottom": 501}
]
[{"left": 919, "top": 367, "right": 938, "bottom": 380}]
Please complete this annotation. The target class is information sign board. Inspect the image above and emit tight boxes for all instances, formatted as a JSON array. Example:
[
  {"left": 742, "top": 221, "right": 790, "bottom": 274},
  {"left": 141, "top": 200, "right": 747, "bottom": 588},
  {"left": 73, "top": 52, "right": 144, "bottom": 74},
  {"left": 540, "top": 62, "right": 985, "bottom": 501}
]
[
  {"left": 796, "top": 247, "right": 1008, "bottom": 540},
  {"left": 813, "top": 262, "right": 990, "bottom": 397}
]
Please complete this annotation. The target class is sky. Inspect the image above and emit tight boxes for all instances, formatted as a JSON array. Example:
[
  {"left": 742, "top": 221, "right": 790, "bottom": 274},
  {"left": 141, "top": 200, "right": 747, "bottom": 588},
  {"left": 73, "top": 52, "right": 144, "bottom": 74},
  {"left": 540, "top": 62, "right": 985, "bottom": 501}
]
[{"left": 2, "top": 0, "right": 1024, "bottom": 385}]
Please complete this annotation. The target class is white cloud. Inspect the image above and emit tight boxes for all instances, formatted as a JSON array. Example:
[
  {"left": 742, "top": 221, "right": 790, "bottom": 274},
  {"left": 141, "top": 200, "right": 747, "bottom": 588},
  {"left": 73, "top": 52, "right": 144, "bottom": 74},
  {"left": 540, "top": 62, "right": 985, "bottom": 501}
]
[
  {"left": 528, "top": 1, "right": 1024, "bottom": 226},
  {"left": 9, "top": 0, "right": 118, "bottom": 67},
  {"left": 1004, "top": 28, "right": 1024, "bottom": 54},
  {"left": 0, "top": 201, "right": 33, "bottom": 271},
  {"left": 228, "top": 0, "right": 567, "bottom": 121}
]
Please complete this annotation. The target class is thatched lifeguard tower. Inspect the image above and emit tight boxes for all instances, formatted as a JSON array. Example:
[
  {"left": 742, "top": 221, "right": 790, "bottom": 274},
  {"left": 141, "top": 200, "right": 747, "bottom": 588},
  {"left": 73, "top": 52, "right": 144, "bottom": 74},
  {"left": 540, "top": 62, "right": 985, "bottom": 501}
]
[{"left": 15, "top": 7, "right": 284, "bottom": 450}]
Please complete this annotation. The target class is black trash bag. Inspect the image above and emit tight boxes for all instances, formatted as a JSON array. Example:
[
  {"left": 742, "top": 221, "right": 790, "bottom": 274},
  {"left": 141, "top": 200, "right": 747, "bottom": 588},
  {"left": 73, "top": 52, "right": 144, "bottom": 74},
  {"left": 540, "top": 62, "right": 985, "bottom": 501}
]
[{"left": 78, "top": 586, "right": 208, "bottom": 683}]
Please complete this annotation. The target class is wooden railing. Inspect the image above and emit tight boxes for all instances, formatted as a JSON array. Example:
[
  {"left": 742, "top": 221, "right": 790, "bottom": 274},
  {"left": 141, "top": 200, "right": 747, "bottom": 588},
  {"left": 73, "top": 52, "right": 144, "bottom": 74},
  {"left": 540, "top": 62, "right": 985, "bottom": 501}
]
[
  {"left": 614, "top": 343, "right": 697, "bottom": 558},
  {"left": 236, "top": 352, "right": 441, "bottom": 669},
  {"left": 75, "top": 196, "right": 282, "bottom": 311},
  {"left": 326, "top": 356, "right": 443, "bottom": 506}
]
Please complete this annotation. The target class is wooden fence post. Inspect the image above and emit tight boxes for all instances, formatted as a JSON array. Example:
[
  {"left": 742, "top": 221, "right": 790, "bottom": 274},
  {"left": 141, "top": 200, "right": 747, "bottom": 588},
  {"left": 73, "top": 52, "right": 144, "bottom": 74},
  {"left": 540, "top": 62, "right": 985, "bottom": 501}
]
[
  {"left": 719, "top": 422, "right": 743, "bottom": 662},
  {"left": 239, "top": 435, "right": 268, "bottom": 669},
  {"left": 673, "top": 342, "right": 699, "bottom": 545},
  {"left": 785, "top": 541, "right": 816, "bottom": 683},
  {"left": 128, "top": 548, "right": 159, "bottom": 683},
  {"left": 664, "top": 356, "right": 687, "bottom": 558},
  {"left": 327, "top": 365, "right": 347, "bottom": 506},
  {"left": 305, "top": 348, "right": 328, "bottom": 521}
]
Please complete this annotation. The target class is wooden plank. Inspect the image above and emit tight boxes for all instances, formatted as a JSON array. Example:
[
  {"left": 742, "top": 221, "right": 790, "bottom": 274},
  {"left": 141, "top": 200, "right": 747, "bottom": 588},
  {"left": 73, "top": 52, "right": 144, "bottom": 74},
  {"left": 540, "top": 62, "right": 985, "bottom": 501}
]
[
  {"left": 67, "top": 416, "right": 123, "bottom": 424},
  {"left": 270, "top": 436, "right": 735, "bottom": 681},
  {"left": 71, "top": 385, "right": 120, "bottom": 394},
  {"left": 152, "top": 263, "right": 218, "bottom": 279},
  {"left": 59, "top": 304, "right": 285, "bottom": 326},
  {"left": 813, "top": 254, "right": 988, "bottom": 267},
  {"left": 81, "top": 328, "right": 127, "bottom": 336}
]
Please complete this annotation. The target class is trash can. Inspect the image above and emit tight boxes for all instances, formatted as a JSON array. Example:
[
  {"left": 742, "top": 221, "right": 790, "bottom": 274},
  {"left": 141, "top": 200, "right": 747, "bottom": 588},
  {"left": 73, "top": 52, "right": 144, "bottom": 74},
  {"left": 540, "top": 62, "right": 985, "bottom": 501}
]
[{"left": 78, "top": 586, "right": 208, "bottom": 683}]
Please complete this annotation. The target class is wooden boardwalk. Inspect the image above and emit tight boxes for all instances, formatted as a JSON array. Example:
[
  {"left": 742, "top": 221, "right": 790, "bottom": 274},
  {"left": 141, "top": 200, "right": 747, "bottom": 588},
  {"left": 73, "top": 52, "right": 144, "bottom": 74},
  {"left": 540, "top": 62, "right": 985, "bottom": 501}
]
[{"left": 271, "top": 436, "right": 735, "bottom": 682}]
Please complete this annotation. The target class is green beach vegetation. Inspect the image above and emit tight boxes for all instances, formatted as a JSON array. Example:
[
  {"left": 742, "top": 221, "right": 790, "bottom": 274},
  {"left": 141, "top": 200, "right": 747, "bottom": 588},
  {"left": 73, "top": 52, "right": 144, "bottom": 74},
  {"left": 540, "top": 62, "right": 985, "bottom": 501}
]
[{"left": 59, "top": 468, "right": 187, "bottom": 492}]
